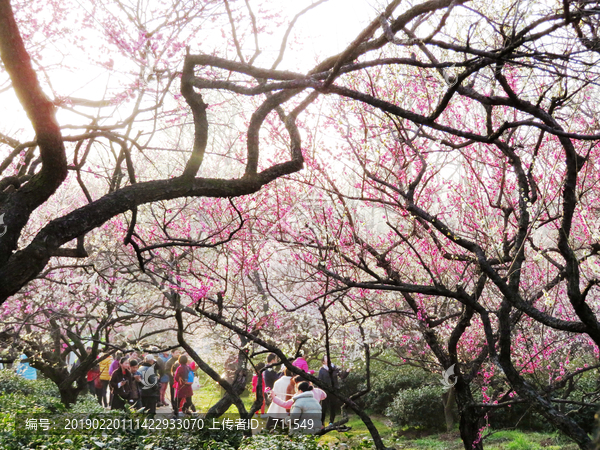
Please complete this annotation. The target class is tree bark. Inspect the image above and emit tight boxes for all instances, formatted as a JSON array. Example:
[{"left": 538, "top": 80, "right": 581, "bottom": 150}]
[
  {"left": 59, "top": 387, "right": 81, "bottom": 407},
  {"left": 454, "top": 381, "right": 483, "bottom": 450},
  {"left": 0, "top": 0, "right": 67, "bottom": 266}
]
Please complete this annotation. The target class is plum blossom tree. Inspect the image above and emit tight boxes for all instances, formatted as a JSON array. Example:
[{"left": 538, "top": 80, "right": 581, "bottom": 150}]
[
  {"left": 0, "top": 262, "right": 177, "bottom": 405},
  {"left": 2, "top": 0, "right": 600, "bottom": 449},
  {"left": 138, "top": 0, "right": 600, "bottom": 448},
  {"left": 0, "top": 0, "right": 312, "bottom": 302},
  {"left": 252, "top": 2, "right": 600, "bottom": 448}
]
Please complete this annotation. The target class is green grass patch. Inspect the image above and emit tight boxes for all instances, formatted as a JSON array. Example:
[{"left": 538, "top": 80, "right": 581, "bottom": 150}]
[
  {"left": 317, "top": 423, "right": 580, "bottom": 450},
  {"left": 191, "top": 378, "right": 255, "bottom": 414},
  {"left": 316, "top": 414, "right": 394, "bottom": 448},
  {"left": 482, "top": 429, "right": 578, "bottom": 450}
]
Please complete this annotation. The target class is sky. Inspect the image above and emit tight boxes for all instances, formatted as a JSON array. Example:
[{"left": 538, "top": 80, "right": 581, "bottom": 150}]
[{"left": 0, "top": 0, "right": 382, "bottom": 139}]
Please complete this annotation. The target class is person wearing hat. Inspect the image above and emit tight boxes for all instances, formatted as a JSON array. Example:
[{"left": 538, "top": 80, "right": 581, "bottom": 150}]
[{"left": 139, "top": 354, "right": 161, "bottom": 415}]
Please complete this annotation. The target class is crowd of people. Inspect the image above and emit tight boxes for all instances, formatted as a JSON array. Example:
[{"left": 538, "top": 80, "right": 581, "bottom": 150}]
[
  {"left": 253, "top": 352, "right": 351, "bottom": 433},
  {"left": 81, "top": 347, "right": 350, "bottom": 433},
  {"left": 82, "top": 347, "right": 197, "bottom": 416}
]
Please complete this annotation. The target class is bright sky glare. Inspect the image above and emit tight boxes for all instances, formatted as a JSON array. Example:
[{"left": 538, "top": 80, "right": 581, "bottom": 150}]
[{"left": 1, "top": 0, "right": 382, "bottom": 140}]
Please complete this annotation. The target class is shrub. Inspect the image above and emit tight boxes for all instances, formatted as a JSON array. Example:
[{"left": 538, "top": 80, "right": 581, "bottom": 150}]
[
  {"left": 339, "top": 370, "right": 366, "bottom": 404},
  {"left": 563, "top": 369, "right": 597, "bottom": 433},
  {"left": 334, "top": 358, "right": 439, "bottom": 415},
  {"left": 239, "top": 434, "right": 326, "bottom": 450},
  {"left": 0, "top": 433, "right": 239, "bottom": 450},
  {"left": 485, "top": 402, "right": 551, "bottom": 432},
  {"left": 0, "top": 368, "right": 245, "bottom": 450},
  {"left": 0, "top": 391, "right": 66, "bottom": 415},
  {"left": 484, "top": 368, "right": 597, "bottom": 432},
  {"left": 0, "top": 369, "right": 47, "bottom": 396},
  {"left": 67, "top": 395, "right": 106, "bottom": 414},
  {"left": 385, "top": 385, "right": 446, "bottom": 431},
  {"left": 361, "top": 366, "right": 437, "bottom": 414},
  {"left": 193, "top": 423, "right": 244, "bottom": 448}
]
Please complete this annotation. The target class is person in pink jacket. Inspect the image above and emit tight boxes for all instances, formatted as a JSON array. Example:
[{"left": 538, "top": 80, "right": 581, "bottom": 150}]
[
  {"left": 174, "top": 355, "right": 193, "bottom": 417},
  {"left": 292, "top": 351, "right": 315, "bottom": 378},
  {"left": 292, "top": 353, "right": 309, "bottom": 372}
]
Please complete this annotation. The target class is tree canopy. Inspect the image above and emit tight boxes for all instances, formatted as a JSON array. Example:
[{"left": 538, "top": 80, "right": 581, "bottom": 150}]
[{"left": 2, "top": 0, "right": 600, "bottom": 449}]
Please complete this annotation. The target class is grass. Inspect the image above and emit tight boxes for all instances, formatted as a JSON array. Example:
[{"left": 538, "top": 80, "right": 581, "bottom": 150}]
[
  {"left": 317, "top": 413, "right": 394, "bottom": 448},
  {"left": 190, "top": 378, "right": 255, "bottom": 413},
  {"left": 314, "top": 417, "right": 581, "bottom": 450},
  {"left": 481, "top": 430, "right": 579, "bottom": 450},
  {"left": 187, "top": 381, "right": 581, "bottom": 450}
]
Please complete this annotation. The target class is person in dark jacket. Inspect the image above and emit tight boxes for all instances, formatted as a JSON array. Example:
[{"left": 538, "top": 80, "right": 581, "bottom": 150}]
[
  {"left": 317, "top": 356, "right": 350, "bottom": 426},
  {"left": 157, "top": 351, "right": 170, "bottom": 407},
  {"left": 263, "top": 353, "right": 281, "bottom": 409},
  {"left": 129, "top": 359, "right": 142, "bottom": 409},
  {"left": 263, "top": 353, "right": 281, "bottom": 391},
  {"left": 139, "top": 354, "right": 161, "bottom": 415},
  {"left": 165, "top": 349, "right": 180, "bottom": 412},
  {"left": 109, "top": 357, "right": 132, "bottom": 410}
]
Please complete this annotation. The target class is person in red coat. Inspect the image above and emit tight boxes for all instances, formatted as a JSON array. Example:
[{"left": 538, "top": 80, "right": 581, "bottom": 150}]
[
  {"left": 87, "top": 363, "right": 100, "bottom": 397},
  {"left": 173, "top": 354, "right": 193, "bottom": 417}
]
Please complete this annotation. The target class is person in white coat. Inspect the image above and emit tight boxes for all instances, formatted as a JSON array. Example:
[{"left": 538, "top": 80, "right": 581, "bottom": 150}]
[
  {"left": 269, "top": 377, "right": 327, "bottom": 410},
  {"left": 265, "top": 367, "right": 292, "bottom": 426},
  {"left": 289, "top": 382, "right": 323, "bottom": 434}
]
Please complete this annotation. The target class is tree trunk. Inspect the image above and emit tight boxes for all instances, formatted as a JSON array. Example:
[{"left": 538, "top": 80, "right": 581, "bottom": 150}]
[
  {"left": 174, "top": 304, "right": 252, "bottom": 436},
  {"left": 35, "top": 362, "right": 86, "bottom": 408},
  {"left": 454, "top": 381, "right": 483, "bottom": 450},
  {"left": 498, "top": 300, "right": 595, "bottom": 450},
  {"left": 207, "top": 369, "right": 248, "bottom": 417},
  {"left": 59, "top": 386, "right": 81, "bottom": 407}
]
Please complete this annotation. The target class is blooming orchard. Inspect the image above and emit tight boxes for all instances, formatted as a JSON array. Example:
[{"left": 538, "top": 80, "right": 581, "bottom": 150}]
[{"left": 2, "top": 0, "right": 600, "bottom": 449}]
